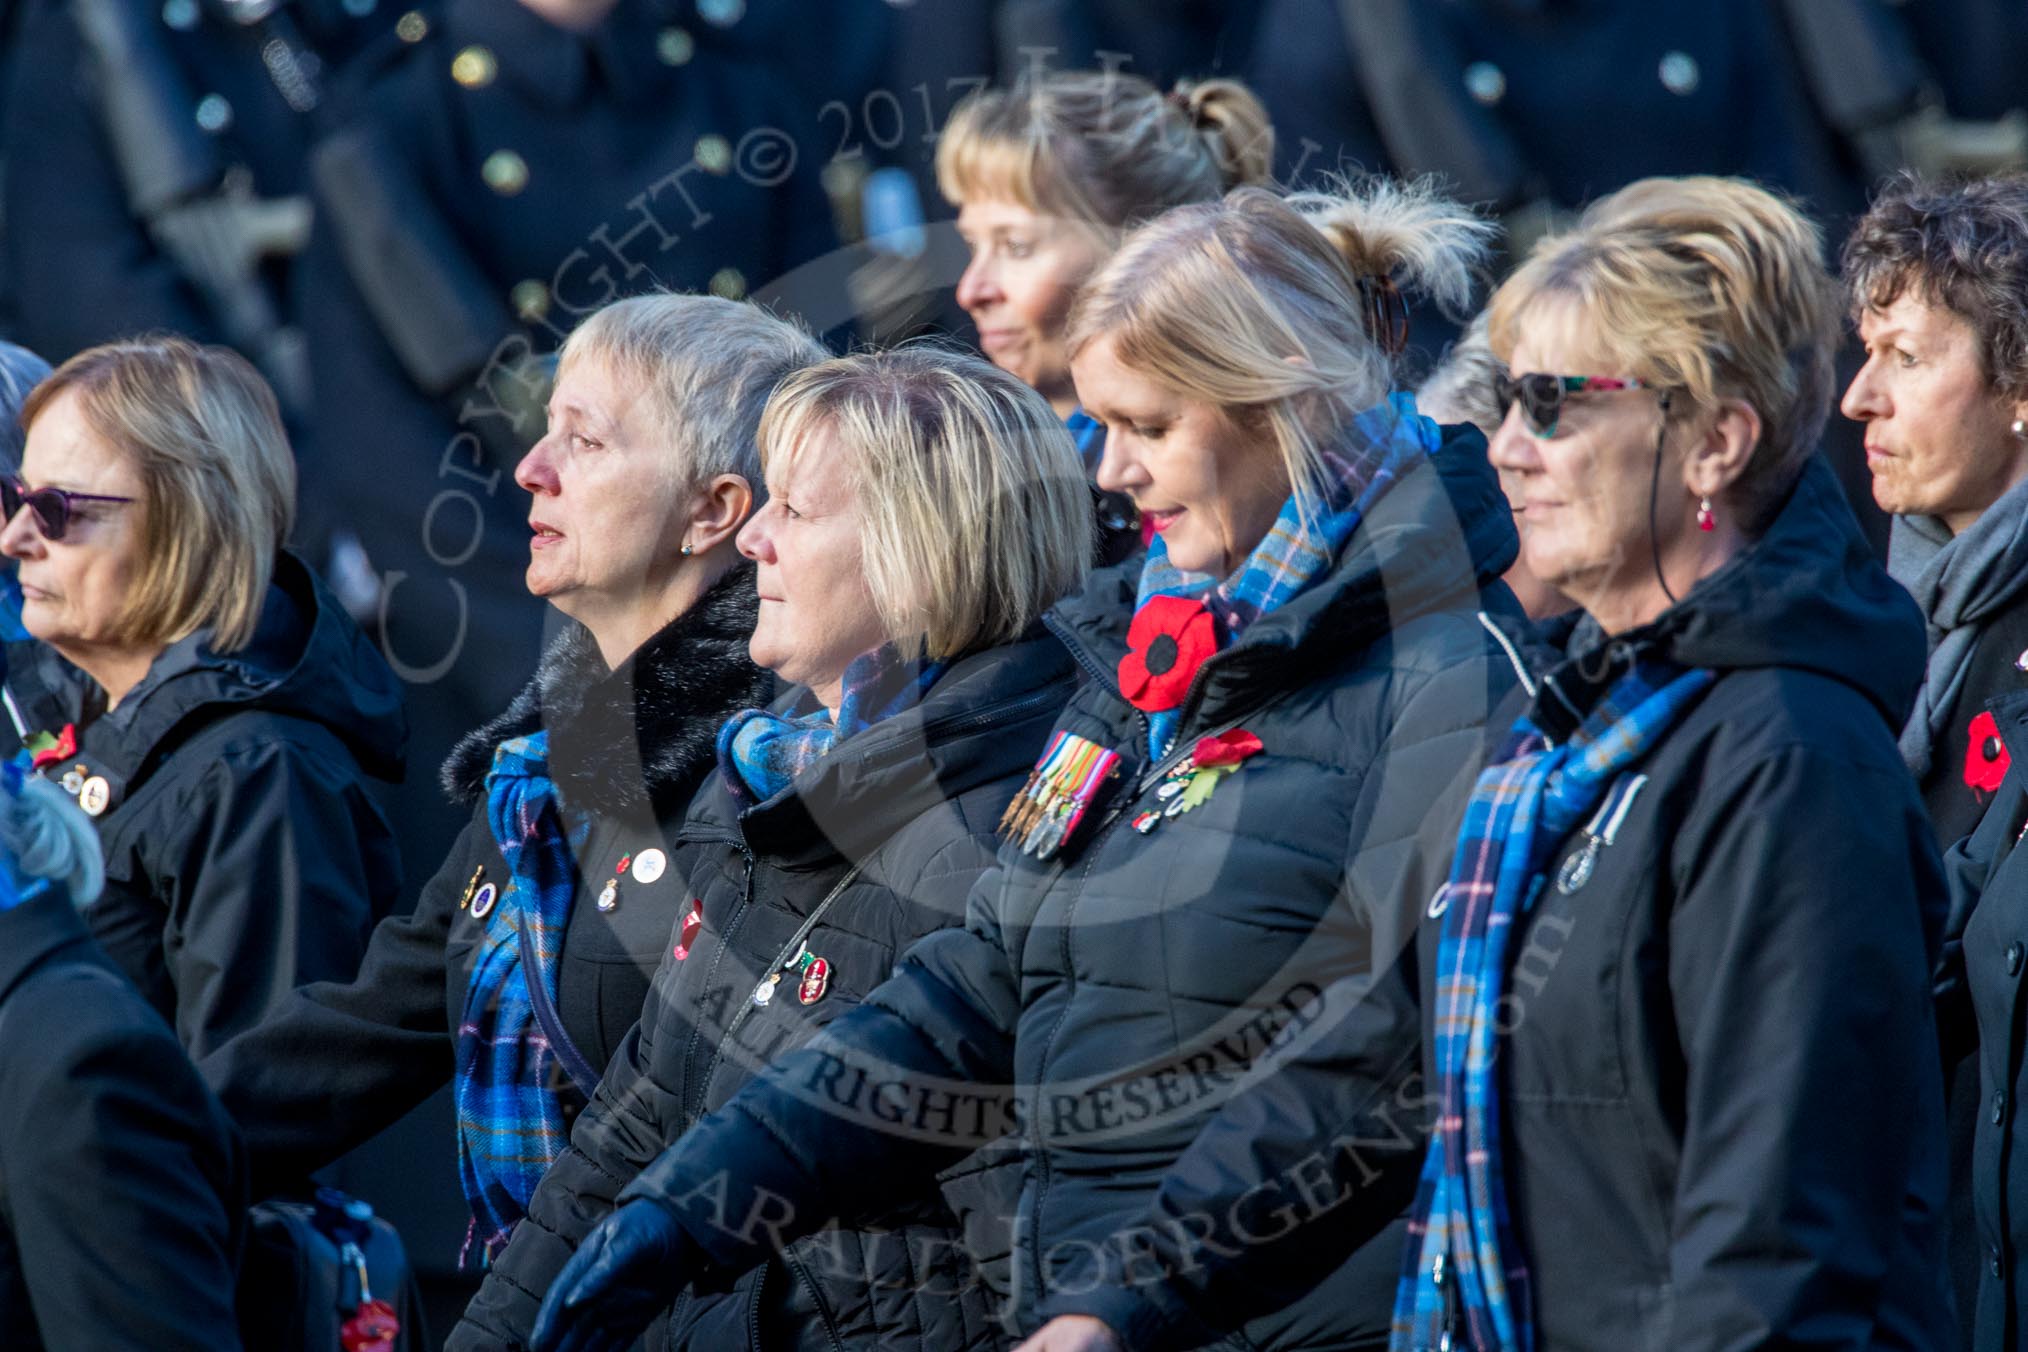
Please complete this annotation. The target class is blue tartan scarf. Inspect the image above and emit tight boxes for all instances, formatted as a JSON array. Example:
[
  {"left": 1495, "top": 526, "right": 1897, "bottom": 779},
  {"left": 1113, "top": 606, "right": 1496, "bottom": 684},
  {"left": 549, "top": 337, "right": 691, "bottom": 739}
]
[
  {"left": 716, "top": 644, "right": 947, "bottom": 803},
  {"left": 454, "top": 730, "right": 587, "bottom": 1266},
  {"left": 1133, "top": 394, "right": 1438, "bottom": 758},
  {"left": 1393, "top": 658, "right": 1715, "bottom": 1352}
]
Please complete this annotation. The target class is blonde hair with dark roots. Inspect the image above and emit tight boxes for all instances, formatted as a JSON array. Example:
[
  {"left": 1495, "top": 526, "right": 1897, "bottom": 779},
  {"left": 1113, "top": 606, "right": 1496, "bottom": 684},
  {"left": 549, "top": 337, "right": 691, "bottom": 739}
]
[
  {"left": 1067, "top": 177, "right": 1494, "bottom": 519},
  {"left": 756, "top": 347, "right": 1093, "bottom": 661},
  {"left": 1486, "top": 176, "right": 1840, "bottom": 535},
  {"left": 936, "top": 70, "right": 1274, "bottom": 234},
  {"left": 20, "top": 335, "right": 294, "bottom": 653}
]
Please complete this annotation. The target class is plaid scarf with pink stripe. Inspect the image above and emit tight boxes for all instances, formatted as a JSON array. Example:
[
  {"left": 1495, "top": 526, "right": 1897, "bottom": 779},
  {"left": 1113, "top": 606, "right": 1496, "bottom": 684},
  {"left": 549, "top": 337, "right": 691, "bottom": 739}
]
[{"left": 1393, "top": 658, "right": 1713, "bottom": 1351}]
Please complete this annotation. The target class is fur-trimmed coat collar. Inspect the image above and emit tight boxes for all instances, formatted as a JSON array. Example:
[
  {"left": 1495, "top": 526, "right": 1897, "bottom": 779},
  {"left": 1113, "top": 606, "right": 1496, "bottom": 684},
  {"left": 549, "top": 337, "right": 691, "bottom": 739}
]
[{"left": 441, "top": 566, "right": 769, "bottom": 820}]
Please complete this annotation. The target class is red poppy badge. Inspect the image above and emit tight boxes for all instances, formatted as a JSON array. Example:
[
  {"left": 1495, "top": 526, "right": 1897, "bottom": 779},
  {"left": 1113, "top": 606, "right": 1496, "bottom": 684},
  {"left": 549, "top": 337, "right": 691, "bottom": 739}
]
[
  {"left": 1966, "top": 710, "right": 2012, "bottom": 796},
  {"left": 1118, "top": 596, "right": 1218, "bottom": 713}
]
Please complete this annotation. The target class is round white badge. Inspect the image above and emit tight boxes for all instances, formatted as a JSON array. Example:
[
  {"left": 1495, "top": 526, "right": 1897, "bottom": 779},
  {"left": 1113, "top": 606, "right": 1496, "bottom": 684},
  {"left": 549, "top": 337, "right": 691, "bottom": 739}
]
[
  {"left": 469, "top": 883, "right": 498, "bottom": 920},
  {"left": 78, "top": 776, "right": 111, "bottom": 817},
  {"left": 630, "top": 848, "right": 668, "bottom": 884}
]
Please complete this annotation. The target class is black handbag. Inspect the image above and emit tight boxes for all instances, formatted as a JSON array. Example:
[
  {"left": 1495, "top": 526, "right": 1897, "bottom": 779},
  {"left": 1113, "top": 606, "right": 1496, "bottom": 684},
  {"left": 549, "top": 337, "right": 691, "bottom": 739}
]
[{"left": 237, "top": 1187, "right": 426, "bottom": 1352}]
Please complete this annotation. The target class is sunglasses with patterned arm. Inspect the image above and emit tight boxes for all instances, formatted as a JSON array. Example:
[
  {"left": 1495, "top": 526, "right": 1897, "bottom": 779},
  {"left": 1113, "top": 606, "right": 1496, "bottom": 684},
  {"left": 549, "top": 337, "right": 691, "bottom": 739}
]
[
  {"left": 3, "top": 475, "right": 136, "bottom": 541},
  {"left": 1493, "top": 371, "right": 1653, "bottom": 438}
]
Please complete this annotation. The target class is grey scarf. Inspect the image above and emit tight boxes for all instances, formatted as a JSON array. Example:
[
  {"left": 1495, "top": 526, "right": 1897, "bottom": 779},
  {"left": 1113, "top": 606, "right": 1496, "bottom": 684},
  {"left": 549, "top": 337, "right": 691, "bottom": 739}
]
[{"left": 1891, "top": 470, "right": 2028, "bottom": 778}]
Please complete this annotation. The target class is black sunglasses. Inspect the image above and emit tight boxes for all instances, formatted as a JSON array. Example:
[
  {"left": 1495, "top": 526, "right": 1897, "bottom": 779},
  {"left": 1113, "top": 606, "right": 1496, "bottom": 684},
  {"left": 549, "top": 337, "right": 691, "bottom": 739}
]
[
  {"left": 2, "top": 475, "right": 135, "bottom": 541},
  {"left": 1492, "top": 371, "right": 1652, "bottom": 438}
]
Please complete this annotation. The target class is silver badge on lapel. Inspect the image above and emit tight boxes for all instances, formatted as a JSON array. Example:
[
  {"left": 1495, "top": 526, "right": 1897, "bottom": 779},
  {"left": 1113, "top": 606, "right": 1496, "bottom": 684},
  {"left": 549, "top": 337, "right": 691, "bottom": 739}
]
[{"left": 1555, "top": 774, "right": 1648, "bottom": 897}]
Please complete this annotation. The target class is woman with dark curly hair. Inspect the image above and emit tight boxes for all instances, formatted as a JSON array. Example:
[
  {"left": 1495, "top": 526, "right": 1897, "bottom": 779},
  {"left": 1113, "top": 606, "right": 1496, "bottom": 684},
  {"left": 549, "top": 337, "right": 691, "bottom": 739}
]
[
  {"left": 1843, "top": 176, "right": 2028, "bottom": 1341},
  {"left": 1841, "top": 172, "right": 2028, "bottom": 844}
]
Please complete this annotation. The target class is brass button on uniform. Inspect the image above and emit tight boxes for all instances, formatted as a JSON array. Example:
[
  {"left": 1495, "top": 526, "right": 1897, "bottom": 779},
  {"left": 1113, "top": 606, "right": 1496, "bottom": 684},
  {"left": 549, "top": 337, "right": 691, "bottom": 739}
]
[
  {"left": 708, "top": 267, "right": 746, "bottom": 299},
  {"left": 656, "top": 25, "right": 694, "bottom": 66},
  {"left": 452, "top": 45, "right": 497, "bottom": 89},
  {"left": 1658, "top": 51, "right": 1700, "bottom": 96},
  {"left": 395, "top": 8, "right": 428, "bottom": 41},
  {"left": 195, "top": 93, "right": 233, "bottom": 133},
  {"left": 1464, "top": 61, "right": 1506, "bottom": 107},
  {"left": 482, "top": 149, "right": 529, "bottom": 195},
  {"left": 694, "top": 134, "right": 731, "bottom": 174},
  {"left": 511, "top": 280, "right": 550, "bottom": 321}
]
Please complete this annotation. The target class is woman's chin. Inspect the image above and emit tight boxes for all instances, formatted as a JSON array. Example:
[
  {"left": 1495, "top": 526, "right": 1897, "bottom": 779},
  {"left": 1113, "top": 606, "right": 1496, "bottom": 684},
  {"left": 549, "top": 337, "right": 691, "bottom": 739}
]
[{"left": 1159, "top": 532, "right": 1220, "bottom": 575}]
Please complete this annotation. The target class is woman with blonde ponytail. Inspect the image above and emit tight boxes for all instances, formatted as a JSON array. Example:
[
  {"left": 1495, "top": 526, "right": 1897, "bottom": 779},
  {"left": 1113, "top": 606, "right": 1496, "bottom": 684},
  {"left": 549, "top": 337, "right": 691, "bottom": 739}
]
[
  {"left": 942, "top": 69, "right": 1274, "bottom": 556},
  {"left": 516, "top": 177, "right": 1523, "bottom": 1352}
]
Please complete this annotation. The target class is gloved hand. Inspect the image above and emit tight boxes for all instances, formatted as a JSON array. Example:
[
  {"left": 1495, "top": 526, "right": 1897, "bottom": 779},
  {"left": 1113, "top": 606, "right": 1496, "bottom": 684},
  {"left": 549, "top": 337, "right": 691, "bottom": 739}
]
[{"left": 530, "top": 1198, "right": 693, "bottom": 1352}]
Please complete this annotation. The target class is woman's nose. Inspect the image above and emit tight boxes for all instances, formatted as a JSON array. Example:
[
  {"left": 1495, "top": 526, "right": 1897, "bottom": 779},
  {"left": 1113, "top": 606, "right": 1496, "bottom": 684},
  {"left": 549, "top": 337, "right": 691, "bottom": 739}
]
[
  {"left": 736, "top": 507, "right": 773, "bottom": 562},
  {"left": 1487, "top": 407, "right": 1541, "bottom": 475},
  {"left": 0, "top": 505, "right": 42, "bottom": 560},
  {"left": 956, "top": 254, "right": 1000, "bottom": 312},
  {"left": 1092, "top": 431, "right": 1139, "bottom": 495},
  {"left": 515, "top": 434, "right": 562, "bottom": 495},
  {"left": 1840, "top": 360, "right": 1887, "bottom": 423}
]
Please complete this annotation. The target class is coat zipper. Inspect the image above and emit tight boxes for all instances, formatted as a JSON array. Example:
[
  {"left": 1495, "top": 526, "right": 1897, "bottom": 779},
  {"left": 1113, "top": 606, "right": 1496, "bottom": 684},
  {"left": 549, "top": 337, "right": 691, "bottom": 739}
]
[
  {"left": 779, "top": 1248, "right": 848, "bottom": 1352},
  {"left": 680, "top": 845, "right": 757, "bottom": 1123},
  {"left": 703, "top": 861, "right": 867, "bottom": 1091},
  {"left": 1014, "top": 685, "right": 1278, "bottom": 1308}
]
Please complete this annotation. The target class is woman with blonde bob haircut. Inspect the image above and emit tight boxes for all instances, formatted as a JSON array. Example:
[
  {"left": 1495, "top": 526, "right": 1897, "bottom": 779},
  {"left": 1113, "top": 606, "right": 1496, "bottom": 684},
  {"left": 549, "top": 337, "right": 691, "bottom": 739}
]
[
  {"left": 455, "top": 345, "right": 1089, "bottom": 1352},
  {"left": 1131, "top": 177, "right": 1952, "bottom": 1352},
  {"left": 943, "top": 68, "right": 1275, "bottom": 557},
  {"left": 15, "top": 337, "right": 292, "bottom": 654},
  {"left": 757, "top": 345, "right": 1095, "bottom": 664},
  {"left": 519, "top": 179, "right": 1524, "bottom": 1352},
  {"left": 0, "top": 335, "right": 405, "bottom": 1057}
]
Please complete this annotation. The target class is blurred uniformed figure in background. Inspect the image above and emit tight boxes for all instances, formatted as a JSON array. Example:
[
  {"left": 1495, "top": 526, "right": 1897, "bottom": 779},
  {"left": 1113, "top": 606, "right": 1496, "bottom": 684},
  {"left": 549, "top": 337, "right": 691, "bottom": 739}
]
[
  {"left": 1244, "top": 0, "right": 2028, "bottom": 558},
  {"left": 1247, "top": 0, "right": 2028, "bottom": 250},
  {"left": 0, "top": 0, "right": 393, "bottom": 410},
  {"left": 295, "top": 0, "right": 840, "bottom": 870}
]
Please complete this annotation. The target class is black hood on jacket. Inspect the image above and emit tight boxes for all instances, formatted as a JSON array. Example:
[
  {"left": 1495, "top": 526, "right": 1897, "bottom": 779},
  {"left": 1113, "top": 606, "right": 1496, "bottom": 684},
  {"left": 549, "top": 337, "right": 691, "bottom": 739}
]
[
  {"left": 1050, "top": 419, "right": 1520, "bottom": 700},
  {"left": 1552, "top": 455, "right": 1926, "bottom": 732},
  {"left": 79, "top": 551, "right": 406, "bottom": 785},
  {"left": 441, "top": 564, "right": 768, "bottom": 819}
]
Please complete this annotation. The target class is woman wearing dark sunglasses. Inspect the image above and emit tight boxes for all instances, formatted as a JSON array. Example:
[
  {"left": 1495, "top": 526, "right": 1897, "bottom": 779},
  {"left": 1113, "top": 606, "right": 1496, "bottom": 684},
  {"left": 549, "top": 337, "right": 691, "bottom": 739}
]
[
  {"left": 999, "top": 177, "right": 1956, "bottom": 1352},
  {"left": 0, "top": 335, "right": 406, "bottom": 1059},
  {"left": 1416, "top": 173, "right": 1953, "bottom": 1349}
]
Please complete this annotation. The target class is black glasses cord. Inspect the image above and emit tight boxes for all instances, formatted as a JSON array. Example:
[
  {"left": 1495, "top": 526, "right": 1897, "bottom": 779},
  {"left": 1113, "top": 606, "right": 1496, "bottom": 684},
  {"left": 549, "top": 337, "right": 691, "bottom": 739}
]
[{"left": 1647, "top": 393, "right": 1679, "bottom": 607}]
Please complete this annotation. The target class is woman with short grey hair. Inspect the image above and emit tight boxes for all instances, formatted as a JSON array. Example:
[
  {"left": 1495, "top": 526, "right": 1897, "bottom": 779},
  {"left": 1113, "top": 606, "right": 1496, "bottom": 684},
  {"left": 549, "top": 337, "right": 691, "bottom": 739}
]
[{"left": 199, "top": 294, "right": 822, "bottom": 1264}]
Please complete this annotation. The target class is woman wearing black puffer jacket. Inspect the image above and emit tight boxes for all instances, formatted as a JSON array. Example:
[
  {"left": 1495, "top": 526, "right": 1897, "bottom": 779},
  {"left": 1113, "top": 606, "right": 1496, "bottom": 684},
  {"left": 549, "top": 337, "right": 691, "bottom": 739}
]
[
  {"left": 1023, "top": 178, "right": 1956, "bottom": 1352},
  {"left": 516, "top": 183, "right": 1519, "bottom": 1352},
  {"left": 452, "top": 347, "right": 1093, "bottom": 1351}
]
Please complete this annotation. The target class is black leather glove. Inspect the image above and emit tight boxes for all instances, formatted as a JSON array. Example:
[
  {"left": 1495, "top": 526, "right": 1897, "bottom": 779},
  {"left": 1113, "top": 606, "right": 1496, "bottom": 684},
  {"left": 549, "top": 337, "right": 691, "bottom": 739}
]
[{"left": 530, "top": 1198, "right": 692, "bottom": 1352}]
